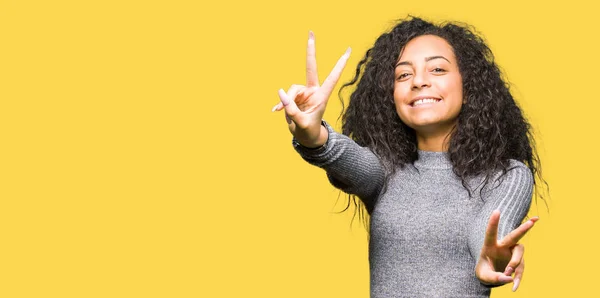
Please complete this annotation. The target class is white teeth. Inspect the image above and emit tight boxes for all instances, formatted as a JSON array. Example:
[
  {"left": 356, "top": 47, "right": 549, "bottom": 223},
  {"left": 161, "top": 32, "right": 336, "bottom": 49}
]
[{"left": 412, "top": 98, "right": 440, "bottom": 106}]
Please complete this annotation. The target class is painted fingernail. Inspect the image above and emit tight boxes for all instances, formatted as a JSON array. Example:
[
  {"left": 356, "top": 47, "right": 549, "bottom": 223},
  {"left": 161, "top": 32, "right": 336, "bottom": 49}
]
[
  {"left": 344, "top": 47, "right": 352, "bottom": 57},
  {"left": 309, "top": 31, "right": 314, "bottom": 41},
  {"left": 504, "top": 267, "right": 514, "bottom": 275},
  {"left": 512, "top": 278, "right": 520, "bottom": 291},
  {"left": 278, "top": 89, "right": 289, "bottom": 106},
  {"left": 271, "top": 104, "right": 278, "bottom": 112}
]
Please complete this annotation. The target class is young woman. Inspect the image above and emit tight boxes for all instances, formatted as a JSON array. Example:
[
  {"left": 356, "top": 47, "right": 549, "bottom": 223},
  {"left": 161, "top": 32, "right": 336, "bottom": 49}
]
[{"left": 272, "top": 16, "right": 545, "bottom": 297}]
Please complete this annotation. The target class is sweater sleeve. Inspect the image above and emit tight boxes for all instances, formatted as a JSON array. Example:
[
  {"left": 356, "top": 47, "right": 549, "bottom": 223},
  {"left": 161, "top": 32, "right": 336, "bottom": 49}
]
[
  {"left": 292, "top": 120, "right": 386, "bottom": 210},
  {"left": 468, "top": 160, "right": 534, "bottom": 262}
]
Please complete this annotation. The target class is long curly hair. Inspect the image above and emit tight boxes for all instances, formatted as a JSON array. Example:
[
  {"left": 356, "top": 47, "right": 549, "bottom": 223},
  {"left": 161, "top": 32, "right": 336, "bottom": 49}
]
[{"left": 334, "top": 16, "right": 548, "bottom": 233}]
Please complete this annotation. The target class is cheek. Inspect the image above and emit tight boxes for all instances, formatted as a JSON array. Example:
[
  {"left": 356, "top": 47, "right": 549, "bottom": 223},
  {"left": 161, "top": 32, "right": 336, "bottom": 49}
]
[
  {"left": 393, "top": 99, "right": 413, "bottom": 126},
  {"left": 438, "top": 76, "right": 463, "bottom": 107},
  {"left": 453, "top": 81, "right": 463, "bottom": 100},
  {"left": 393, "top": 84, "right": 409, "bottom": 116},
  {"left": 393, "top": 82, "right": 410, "bottom": 104},
  {"left": 449, "top": 83, "right": 464, "bottom": 115},
  {"left": 450, "top": 76, "right": 463, "bottom": 99}
]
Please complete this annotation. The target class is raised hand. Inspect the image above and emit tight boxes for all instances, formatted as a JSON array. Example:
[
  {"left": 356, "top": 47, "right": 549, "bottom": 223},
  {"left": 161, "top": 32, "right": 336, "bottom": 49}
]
[
  {"left": 272, "top": 31, "right": 351, "bottom": 148},
  {"left": 475, "top": 210, "right": 539, "bottom": 291}
]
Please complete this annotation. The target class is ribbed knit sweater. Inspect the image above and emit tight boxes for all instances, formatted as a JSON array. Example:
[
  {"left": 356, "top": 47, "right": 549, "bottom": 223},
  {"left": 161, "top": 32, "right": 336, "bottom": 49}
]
[{"left": 293, "top": 121, "right": 534, "bottom": 297}]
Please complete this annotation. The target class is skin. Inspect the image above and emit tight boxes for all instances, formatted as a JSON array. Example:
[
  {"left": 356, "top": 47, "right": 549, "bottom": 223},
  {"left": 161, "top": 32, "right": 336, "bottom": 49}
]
[
  {"left": 393, "top": 35, "right": 463, "bottom": 152},
  {"left": 272, "top": 31, "right": 538, "bottom": 291}
]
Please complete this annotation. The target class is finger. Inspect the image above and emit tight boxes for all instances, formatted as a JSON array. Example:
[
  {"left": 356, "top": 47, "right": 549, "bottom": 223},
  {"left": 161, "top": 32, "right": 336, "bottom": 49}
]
[
  {"left": 321, "top": 47, "right": 351, "bottom": 99},
  {"left": 271, "top": 102, "right": 283, "bottom": 112},
  {"left": 500, "top": 216, "right": 539, "bottom": 246},
  {"left": 483, "top": 210, "right": 501, "bottom": 248},
  {"left": 503, "top": 244, "right": 524, "bottom": 276},
  {"left": 478, "top": 268, "right": 514, "bottom": 286},
  {"left": 284, "top": 85, "right": 306, "bottom": 130},
  {"left": 279, "top": 84, "right": 304, "bottom": 106},
  {"left": 278, "top": 88, "right": 301, "bottom": 121},
  {"left": 306, "top": 31, "right": 319, "bottom": 87},
  {"left": 512, "top": 257, "right": 525, "bottom": 292},
  {"left": 274, "top": 83, "right": 304, "bottom": 112}
]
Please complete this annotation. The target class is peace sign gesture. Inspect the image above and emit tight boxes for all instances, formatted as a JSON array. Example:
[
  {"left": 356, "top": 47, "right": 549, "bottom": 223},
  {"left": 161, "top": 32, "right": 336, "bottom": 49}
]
[
  {"left": 475, "top": 210, "right": 540, "bottom": 291},
  {"left": 272, "top": 31, "right": 351, "bottom": 148}
]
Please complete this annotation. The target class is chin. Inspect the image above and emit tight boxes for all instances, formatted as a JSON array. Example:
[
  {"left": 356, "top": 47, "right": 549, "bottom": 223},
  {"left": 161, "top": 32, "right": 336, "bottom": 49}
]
[
  {"left": 409, "top": 123, "right": 439, "bottom": 132},
  {"left": 406, "top": 118, "right": 442, "bottom": 128}
]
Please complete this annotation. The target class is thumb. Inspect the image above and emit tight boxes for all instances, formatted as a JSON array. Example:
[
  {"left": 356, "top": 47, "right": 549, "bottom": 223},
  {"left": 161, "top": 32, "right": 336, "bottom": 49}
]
[
  {"left": 480, "top": 270, "right": 514, "bottom": 286},
  {"left": 477, "top": 261, "right": 514, "bottom": 286},
  {"left": 278, "top": 88, "right": 302, "bottom": 123}
]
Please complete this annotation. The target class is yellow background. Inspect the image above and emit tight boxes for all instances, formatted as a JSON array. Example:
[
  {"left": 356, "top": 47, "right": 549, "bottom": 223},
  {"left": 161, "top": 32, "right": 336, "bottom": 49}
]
[{"left": 0, "top": 0, "right": 596, "bottom": 297}]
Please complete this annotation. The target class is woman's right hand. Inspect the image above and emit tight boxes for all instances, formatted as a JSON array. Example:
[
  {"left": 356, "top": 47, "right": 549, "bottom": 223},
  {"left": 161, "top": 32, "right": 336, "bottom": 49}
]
[{"left": 272, "top": 31, "right": 351, "bottom": 148}]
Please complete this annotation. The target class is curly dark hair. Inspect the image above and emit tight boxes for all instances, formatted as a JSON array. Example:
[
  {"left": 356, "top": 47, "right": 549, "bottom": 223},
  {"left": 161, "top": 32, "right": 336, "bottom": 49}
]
[{"left": 334, "top": 16, "right": 548, "bottom": 233}]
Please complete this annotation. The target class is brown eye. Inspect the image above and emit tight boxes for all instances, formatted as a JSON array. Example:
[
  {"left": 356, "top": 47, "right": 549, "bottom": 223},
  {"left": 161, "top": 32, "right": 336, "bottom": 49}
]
[
  {"left": 432, "top": 68, "right": 446, "bottom": 73},
  {"left": 397, "top": 73, "right": 411, "bottom": 80}
]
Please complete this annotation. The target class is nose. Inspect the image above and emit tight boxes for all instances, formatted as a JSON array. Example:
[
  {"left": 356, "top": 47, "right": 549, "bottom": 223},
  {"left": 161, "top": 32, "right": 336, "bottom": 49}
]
[{"left": 411, "top": 71, "right": 430, "bottom": 90}]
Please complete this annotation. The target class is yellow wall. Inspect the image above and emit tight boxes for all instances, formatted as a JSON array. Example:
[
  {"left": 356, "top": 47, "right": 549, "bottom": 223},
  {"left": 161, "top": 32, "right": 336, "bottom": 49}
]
[{"left": 1, "top": 0, "right": 595, "bottom": 297}]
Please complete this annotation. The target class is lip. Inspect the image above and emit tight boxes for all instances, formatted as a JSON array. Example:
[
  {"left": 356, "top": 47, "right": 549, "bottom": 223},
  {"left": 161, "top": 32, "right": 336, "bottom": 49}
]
[{"left": 409, "top": 96, "right": 442, "bottom": 107}]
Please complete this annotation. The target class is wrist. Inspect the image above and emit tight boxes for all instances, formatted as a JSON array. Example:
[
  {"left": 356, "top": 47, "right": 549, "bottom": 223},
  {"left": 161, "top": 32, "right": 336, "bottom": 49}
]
[{"left": 294, "top": 121, "right": 329, "bottom": 149}]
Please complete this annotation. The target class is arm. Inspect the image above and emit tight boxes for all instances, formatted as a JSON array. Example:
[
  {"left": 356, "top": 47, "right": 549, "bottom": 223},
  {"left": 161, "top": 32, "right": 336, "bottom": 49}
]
[
  {"left": 293, "top": 120, "right": 386, "bottom": 208},
  {"left": 273, "top": 33, "right": 384, "bottom": 208},
  {"left": 468, "top": 161, "right": 534, "bottom": 261},
  {"left": 468, "top": 161, "right": 537, "bottom": 290}
]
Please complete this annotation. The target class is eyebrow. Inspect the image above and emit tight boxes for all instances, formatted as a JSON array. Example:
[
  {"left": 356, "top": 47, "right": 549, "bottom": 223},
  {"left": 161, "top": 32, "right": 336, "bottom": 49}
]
[{"left": 395, "top": 56, "right": 451, "bottom": 67}]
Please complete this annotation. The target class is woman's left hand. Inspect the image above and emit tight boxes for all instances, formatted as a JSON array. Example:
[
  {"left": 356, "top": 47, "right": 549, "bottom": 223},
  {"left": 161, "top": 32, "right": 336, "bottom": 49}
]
[{"left": 475, "top": 210, "right": 539, "bottom": 291}]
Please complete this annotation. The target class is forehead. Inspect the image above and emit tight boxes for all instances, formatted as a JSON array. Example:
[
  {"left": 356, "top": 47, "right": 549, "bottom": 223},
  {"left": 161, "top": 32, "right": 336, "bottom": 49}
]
[{"left": 398, "top": 35, "right": 456, "bottom": 62}]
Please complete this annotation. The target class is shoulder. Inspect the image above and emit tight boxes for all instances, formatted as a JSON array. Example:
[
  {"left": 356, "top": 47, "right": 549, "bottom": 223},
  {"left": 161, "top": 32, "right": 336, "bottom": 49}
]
[
  {"left": 505, "top": 159, "right": 533, "bottom": 180},
  {"left": 490, "top": 159, "right": 534, "bottom": 190},
  {"left": 507, "top": 159, "right": 528, "bottom": 170}
]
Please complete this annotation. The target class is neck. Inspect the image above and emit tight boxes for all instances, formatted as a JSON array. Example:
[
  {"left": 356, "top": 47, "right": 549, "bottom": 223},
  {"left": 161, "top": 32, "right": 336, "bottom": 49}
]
[
  {"left": 416, "top": 126, "right": 454, "bottom": 152},
  {"left": 415, "top": 149, "right": 453, "bottom": 169}
]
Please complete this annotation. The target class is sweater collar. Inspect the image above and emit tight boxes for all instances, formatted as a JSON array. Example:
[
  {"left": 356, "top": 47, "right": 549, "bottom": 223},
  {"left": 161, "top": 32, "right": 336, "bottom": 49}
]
[{"left": 414, "top": 150, "right": 453, "bottom": 170}]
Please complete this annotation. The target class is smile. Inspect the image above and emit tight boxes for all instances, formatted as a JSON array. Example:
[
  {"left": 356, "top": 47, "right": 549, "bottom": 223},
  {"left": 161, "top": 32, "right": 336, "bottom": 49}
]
[{"left": 411, "top": 98, "right": 441, "bottom": 107}]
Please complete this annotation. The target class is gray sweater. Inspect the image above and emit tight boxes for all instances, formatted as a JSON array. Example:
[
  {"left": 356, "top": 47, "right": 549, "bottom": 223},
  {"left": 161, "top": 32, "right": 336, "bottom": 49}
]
[{"left": 293, "top": 121, "right": 533, "bottom": 297}]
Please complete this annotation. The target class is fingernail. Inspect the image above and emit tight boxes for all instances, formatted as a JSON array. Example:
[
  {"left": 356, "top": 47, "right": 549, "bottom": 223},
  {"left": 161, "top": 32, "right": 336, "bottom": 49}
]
[
  {"left": 344, "top": 47, "right": 352, "bottom": 57},
  {"left": 512, "top": 278, "right": 520, "bottom": 291},
  {"left": 504, "top": 267, "right": 514, "bottom": 275},
  {"left": 271, "top": 104, "right": 278, "bottom": 112},
  {"left": 309, "top": 31, "right": 314, "bottom": 40},
  {"left": 278, "top": 89, "right": 289, "bottom": 106}
]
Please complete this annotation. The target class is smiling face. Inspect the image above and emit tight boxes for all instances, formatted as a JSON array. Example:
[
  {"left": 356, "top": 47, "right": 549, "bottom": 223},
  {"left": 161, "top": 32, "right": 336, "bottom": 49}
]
[{"left": 394, "top": 35, "right": 463, "bottom": 135}]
